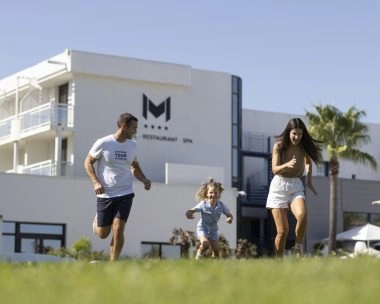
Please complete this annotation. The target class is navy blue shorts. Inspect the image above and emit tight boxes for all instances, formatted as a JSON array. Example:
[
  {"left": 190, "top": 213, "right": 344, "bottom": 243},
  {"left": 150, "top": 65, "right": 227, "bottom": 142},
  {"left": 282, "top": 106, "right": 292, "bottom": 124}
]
[{"left": 96, "top": 193, "right": 135, "bottom": 227}]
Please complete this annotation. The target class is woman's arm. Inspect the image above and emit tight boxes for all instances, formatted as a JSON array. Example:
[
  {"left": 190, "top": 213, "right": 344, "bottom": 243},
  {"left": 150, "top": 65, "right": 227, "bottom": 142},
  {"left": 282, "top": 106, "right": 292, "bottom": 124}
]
[
  {"left": 305, "top": 155, "right": 318, "bottom": 195},
  {"left": 271, "top": 143, "right": 297, "bottom": 175}
]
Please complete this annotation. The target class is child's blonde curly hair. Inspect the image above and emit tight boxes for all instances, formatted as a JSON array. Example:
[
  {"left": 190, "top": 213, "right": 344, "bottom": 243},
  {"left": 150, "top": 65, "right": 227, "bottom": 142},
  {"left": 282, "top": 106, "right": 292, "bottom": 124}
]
[{"left": 195, "top": 178, "right": 224, "bottom": 201}]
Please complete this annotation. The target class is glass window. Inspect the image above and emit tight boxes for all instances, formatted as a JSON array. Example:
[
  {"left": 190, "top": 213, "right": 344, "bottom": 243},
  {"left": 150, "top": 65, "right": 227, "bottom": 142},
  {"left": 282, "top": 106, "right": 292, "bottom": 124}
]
[
  {"left": 370, "top": 214, "right": 380, "bottom": 226},
  {"left": 243, "top": 156, "right": 269, "bottom": 194},
  {"left": 2, "top": 235, "right": 15, "bottom": 254},
  {"left": 232, "top": 148, "right": 238, "bottom": 176},
  {"left": 232, "top": 95, "right": 238, "bottom": 124},
  {"left": 344, "top": 212, "right": 368, "bottom": 230},
  {"left": 316, "top": 162, "right": 328, "bottom": 177},
  {"left": 21, "top": 238, "right": 38, "bottom": 253},
  {"left": 161, "top": 245, "right": 181, "bottom": 259},
  {"left": 141, "top": 242, "right": 181, "bottom": 259},
  {"left": 43, "top": 239, "right": 63, "bottom": 253},
  {"left": 231, "top": 76, "right": 241, "bottom": 188},
  {"left": 232, "top": 125, "right": 238, "bottom": 147},
  {"left": 232, "top": 77, "right": 239, "bottom": 94},
  {"left": 141, "top": 244, "right": 160, "bottom": 258},
  {"left": 3, "top": 222, "right": 15, "bottom": 233},
  {"left": 20, "top": 224, "right": 63, "bottom": 234},
  {"left": 2, "top": 221, "right": 65, "bottom": 255}
]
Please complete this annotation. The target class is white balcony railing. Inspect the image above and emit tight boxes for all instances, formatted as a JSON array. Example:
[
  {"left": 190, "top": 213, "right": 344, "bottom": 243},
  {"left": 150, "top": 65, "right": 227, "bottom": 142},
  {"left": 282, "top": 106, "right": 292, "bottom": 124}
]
[
  {"left": 6, "top": 160, "right": 73, "bottom": 177},
  {"left": 0, "top": 119, "right": 12, "bottom": 139},
  {"left": 0, "top": 103, "right": 73, "bottom": 141}
]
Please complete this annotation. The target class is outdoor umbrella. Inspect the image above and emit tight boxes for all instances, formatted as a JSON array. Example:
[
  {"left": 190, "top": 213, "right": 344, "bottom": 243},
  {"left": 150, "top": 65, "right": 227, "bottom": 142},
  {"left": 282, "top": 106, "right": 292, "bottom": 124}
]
[{"left": 334, "top": 223, "right": 380, "bottom": 247}]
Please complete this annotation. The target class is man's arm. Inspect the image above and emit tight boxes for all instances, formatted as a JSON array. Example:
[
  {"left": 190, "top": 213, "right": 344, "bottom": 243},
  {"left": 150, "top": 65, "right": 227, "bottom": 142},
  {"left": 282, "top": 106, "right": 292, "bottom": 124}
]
[
  {"left": 84, "top": 154, "right": 104, "bottom": 194},
  {"left": 131, "top": 160, "right": 151, "bottom": 190}
]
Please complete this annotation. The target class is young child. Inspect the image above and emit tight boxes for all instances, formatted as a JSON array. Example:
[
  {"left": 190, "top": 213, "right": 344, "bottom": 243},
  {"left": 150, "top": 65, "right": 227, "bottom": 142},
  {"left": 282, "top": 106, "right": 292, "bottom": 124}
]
[{"left": 185, "top": 178, "right": 233, "bottom": 259}]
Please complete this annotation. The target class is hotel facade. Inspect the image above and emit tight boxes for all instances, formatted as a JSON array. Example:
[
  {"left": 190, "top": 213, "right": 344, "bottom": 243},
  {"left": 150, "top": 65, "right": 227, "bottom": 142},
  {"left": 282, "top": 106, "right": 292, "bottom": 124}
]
[{"left": 0, "top": 50, "right": 379, "bottom": 260}]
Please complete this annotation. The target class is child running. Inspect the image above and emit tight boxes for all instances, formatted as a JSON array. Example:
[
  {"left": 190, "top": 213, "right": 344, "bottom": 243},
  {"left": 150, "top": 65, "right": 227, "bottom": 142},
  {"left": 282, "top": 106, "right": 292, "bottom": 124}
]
[{"left": 185, "top": 178, "right": 233, "bottom": 259}]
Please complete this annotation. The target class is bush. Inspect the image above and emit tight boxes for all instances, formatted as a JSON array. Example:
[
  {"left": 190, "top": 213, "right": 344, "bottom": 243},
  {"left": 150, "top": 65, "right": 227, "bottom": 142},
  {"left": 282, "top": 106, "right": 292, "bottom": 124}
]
[
  {"left": 235, "top": 238, "right": 258, "bottom": 259},
  {"left": 170, "top": 228, "right": 257, "bottom": 259},
  {"left": 169, "top": 228, "right": 197, "bottom": 258},
  {"left": 49, "top": 237, "right": 108, "bottom": 261}
]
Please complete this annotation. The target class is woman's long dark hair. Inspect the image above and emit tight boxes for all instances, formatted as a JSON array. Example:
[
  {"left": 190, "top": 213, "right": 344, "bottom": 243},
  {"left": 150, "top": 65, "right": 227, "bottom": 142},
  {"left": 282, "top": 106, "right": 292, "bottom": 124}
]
[{"left": 275, "top": 118, "right": 323, "bottom": 164}]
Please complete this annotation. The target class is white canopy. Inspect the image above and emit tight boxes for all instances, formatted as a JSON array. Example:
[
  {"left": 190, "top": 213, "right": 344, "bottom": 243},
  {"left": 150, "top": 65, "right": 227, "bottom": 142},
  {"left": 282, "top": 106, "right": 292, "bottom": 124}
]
[{"left": 335, "top": 223, "right": 380, "bottom": 241}]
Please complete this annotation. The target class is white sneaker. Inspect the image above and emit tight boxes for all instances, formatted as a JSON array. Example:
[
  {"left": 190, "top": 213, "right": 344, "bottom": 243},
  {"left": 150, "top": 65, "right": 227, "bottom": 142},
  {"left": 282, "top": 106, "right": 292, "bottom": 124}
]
[{"left": 92, "top": 214, "right": 98, "bottom": 233}]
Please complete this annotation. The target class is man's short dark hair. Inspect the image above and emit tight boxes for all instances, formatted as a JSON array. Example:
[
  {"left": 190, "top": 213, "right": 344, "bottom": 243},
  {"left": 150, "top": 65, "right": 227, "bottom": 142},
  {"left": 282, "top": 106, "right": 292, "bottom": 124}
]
[{"left": 117, "top": 113, "right": 138, "bottom": 127}]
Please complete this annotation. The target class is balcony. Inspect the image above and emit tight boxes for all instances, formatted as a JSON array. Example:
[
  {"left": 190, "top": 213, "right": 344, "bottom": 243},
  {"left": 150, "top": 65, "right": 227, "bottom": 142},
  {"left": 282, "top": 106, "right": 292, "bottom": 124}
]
[
  {"left": 6, "top": 160, "right": 74, "bottom": 177},
  {"left": 0, "top": 103, "right": 73, "bottom": 145}
]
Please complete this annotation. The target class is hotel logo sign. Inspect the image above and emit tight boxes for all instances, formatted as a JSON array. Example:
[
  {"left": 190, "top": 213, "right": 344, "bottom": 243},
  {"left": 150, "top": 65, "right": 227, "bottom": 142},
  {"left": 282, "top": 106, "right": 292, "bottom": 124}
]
[
  {"left": 141, "top": 94, "right": 193, "bottom": 144},
  {"left": 142, "top": 94, "right": 171, "bottom": 122}
]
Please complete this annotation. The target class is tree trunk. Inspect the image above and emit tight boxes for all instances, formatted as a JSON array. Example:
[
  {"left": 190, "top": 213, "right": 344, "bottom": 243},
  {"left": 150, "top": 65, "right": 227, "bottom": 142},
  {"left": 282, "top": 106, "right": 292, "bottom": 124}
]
[{"left": 328, "top": 158, "right": 339, "bottom": 254}]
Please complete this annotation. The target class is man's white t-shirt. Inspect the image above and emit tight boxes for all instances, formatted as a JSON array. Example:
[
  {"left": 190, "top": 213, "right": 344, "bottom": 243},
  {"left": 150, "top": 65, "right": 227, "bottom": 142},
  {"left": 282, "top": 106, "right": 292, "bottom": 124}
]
[{"left": 89, "top": 134, "right": 137, "bottom": 198}]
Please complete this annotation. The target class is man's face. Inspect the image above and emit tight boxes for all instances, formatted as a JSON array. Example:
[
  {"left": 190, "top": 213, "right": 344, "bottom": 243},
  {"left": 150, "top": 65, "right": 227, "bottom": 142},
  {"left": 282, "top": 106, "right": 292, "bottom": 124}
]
[{"left": 123, "top": 120, "right": 138, "bottom": 139}]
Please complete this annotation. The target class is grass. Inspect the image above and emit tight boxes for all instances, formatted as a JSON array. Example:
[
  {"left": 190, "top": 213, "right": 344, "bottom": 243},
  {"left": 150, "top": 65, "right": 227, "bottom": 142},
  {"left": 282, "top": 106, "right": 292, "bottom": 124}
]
[{"left": 1, "top": 257, "right": 379, "bottom": 304}]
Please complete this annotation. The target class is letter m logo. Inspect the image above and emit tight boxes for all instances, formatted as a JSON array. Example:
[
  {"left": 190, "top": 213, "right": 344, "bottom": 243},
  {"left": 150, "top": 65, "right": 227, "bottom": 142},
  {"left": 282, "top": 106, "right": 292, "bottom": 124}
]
[{"left": 142, "top": 94, "right": 171, "bottom": 122}]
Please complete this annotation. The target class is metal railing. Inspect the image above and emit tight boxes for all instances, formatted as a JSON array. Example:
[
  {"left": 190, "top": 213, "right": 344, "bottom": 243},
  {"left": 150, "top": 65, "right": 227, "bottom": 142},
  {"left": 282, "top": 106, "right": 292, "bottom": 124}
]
[{"left": 242, "top": 132, "right": 274, "bottom": 153}]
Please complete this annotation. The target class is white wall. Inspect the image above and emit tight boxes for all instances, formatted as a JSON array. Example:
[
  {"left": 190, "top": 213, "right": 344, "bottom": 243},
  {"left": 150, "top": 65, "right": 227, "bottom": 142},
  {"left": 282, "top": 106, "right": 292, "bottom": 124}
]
[
  {"left": 0, "top": 172, "right": 237, "bottom": 258},
  {"left": 165, "top": 163, "right": 225, "bottom": 185},
  {"left": 71, "top": 60, "right": 233, "bottom": 187}
]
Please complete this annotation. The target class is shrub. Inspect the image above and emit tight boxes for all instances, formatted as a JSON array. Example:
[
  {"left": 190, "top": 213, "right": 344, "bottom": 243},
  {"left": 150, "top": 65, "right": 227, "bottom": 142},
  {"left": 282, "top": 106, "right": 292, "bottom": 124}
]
[
  {"left": 170, "top": 228, "right": 257, "bottom": 259},
  {"left": 235, "top": 238, "right": 258, "bottom": 259},
  {"left": 169, "top": 228, "right": 197, "bottom": 258},
  {"left": 49, "top": 237, "right": 108, "bottom": 261}
]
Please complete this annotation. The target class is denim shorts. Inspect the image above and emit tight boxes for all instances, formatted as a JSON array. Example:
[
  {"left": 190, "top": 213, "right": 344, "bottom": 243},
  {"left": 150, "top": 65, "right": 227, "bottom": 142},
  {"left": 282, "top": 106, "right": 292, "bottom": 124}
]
[
  {"left": 266, "top": 175, "right": 305, "bottom": 209},
  {"left": 197, "top": 224, "right": 219, "bottom": 241}
]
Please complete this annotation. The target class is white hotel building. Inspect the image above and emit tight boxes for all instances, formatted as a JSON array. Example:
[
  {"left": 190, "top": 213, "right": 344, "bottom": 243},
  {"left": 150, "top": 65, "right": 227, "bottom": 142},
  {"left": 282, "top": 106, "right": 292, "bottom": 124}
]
[{"left": 0, "top": 49, "right": 380, "bottom": 260}]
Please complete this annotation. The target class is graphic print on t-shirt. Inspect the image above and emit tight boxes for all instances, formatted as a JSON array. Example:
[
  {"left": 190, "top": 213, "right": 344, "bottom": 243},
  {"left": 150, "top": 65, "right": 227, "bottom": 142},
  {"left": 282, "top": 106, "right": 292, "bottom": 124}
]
[{"left": 115, "top": 151, "right": 127, "bottom": 160}]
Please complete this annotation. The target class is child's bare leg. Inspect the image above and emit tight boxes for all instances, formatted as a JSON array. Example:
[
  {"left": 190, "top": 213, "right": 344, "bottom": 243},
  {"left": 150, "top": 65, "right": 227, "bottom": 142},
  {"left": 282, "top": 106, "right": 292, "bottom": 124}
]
[
  {"left": 196, "top": 236, "right": 209, "bottom": 259},
  {"left": 209, "top": 240, "right": 220, "bottom": 258}
]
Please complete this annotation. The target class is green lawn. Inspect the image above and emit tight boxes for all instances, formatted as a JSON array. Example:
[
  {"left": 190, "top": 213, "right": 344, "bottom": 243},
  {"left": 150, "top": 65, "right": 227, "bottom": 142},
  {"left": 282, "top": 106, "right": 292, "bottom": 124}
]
[{"left": 1, "top": 257, "right": 379, "bottom": 304}]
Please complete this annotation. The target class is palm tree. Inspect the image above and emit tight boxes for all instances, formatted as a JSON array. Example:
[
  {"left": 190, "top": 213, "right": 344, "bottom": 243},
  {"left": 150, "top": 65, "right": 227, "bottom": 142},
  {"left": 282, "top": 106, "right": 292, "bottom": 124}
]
[{"left": 306, "top": 104, "right": 377, "bottom": 254}]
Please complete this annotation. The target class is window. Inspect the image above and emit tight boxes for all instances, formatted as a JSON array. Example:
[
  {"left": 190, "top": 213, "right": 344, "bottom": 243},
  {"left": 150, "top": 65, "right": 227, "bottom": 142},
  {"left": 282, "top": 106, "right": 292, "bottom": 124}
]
[
  {"left": 343, "top": 212, "right": 380, "bottom": 230},
  {"left": 58, "top": 83, "right": 68, "bottom": 104},
  {"left": 2, "top": 221, "right": 66, "bottom": 255},
  {"left": 231, "top": 76, "right": 242, "bottom": 188},
  {"left": 141, "top": 242, "right": 181, "bottom": 259},
  {"left": 316, "top": 161, "right": 329, "bottom": 177}
]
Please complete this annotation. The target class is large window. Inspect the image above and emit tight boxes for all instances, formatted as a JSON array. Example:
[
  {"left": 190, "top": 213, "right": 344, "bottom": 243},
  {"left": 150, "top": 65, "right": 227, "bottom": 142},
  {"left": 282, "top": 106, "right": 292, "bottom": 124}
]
[
  {"left": 141, "top": 241, "right": 181, "bottom": 259},
  {"left": 231, "top": 76, "right": 242, "bottom": 188},
  {"left": 344, "top": 212, "right": 380, "bottom": 230},
  {"left": 2, "top": 221, "right": 66, "bottom": 255},
  {"left": 316, "top": 161, "right": 329, "bottom": 177}
]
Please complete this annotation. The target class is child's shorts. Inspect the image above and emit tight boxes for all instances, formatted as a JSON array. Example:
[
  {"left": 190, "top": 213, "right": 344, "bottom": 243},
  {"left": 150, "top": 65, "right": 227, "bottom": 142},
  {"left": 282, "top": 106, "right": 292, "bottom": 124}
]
[{"left": 197, "top": 224, "right": 219, "bottom": 241}]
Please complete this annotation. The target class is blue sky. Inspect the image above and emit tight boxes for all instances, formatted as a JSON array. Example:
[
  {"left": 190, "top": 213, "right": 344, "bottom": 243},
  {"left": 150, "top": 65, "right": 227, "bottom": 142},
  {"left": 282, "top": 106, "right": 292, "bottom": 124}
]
[{"left": 1, "top": 0, "right": 380, "bottom": 123}]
